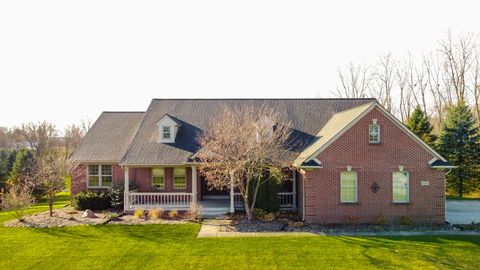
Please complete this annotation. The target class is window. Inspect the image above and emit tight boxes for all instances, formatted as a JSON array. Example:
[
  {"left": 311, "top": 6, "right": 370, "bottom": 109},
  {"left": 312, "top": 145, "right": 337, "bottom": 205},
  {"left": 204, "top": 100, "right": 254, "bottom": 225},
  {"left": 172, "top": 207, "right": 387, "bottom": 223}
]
[
  {"left": 87, "top": 165, "right": 112, "bottom": 188},
  {"left": 369, "top": 124, "right": 380, "bottom": 144},
  {"left": 173, "top": 167, "right": 186, "bottom": 189},
  {"left": 393, "top": 171, "right": 409, "bottom": 203},
  {"left": 162, "top": 126, "right": 171, "bottom": 139},
  {"left": 340, "top": 171, "right": 357, "bottom": 203},
  {"left": 152, "top": 168, "right": 165, "bottom": 189}
]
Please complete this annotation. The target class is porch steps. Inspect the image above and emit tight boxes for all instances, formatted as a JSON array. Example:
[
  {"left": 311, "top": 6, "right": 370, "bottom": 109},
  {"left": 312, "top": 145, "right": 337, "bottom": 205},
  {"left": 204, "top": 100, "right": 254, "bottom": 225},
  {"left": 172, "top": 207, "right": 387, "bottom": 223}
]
[{"left": 201, "top": 207, "right": 230, "bottom": 217}]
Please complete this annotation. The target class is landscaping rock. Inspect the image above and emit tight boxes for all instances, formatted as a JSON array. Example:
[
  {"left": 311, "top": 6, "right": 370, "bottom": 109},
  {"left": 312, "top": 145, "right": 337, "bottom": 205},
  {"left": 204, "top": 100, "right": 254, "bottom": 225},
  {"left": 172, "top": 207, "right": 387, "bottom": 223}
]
[{"left": 82, "top": 209, "right": 97, "bottom": 218}]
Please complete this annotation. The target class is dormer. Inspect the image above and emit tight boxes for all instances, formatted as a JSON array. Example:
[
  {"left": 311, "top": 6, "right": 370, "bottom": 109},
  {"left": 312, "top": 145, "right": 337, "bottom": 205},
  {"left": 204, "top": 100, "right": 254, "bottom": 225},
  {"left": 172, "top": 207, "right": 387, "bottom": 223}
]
[{"left": 157, "top": 114, "right": 181, "bottom": 143}]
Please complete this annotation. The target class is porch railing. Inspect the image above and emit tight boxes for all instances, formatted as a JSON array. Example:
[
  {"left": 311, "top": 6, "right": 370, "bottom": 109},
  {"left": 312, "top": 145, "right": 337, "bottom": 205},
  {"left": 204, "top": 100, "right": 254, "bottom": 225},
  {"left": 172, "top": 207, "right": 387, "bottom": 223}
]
[
  {"left": 127, "top": 192, "right": 194, "bottom": 210},
  {"left": 233, "top": 192, "right": 295, "bottom": 210}
]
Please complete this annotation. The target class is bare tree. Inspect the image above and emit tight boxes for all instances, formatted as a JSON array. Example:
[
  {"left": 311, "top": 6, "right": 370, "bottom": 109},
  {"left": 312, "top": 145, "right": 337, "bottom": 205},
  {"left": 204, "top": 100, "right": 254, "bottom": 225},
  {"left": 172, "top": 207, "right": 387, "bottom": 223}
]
[
  {"left": 335, "top": 63, "right": 370, "bottom": 98},
  {"left": 21, "top": 121, "right": 58, "bottom": 158},
  {"left": 63, "top": 124, "right": 85, "bottom": 160},
  {"left": 370, "top": 54, "right": 395, "bottom": 112},
  {"left": 439, "top": 31, "right": 477, "bottom": 103},
  {"left": 196, "top": 105, "right": 293, "bottom": 221},
  {"left": 81, "top": 118, "right": 92, "bottom": 134},
  {"left": 33, "top": 153, "right": 78, "bottom": 217}
]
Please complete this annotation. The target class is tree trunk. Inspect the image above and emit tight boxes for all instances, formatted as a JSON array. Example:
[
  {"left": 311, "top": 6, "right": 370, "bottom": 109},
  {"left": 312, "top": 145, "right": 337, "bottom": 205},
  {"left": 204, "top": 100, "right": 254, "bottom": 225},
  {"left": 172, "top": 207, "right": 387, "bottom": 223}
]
[
  {"left": 48, "top": 192, "right": 54, "bottom": 217},
  {"left": 243, "top": 200, "right": 253, "bottom": 222}
]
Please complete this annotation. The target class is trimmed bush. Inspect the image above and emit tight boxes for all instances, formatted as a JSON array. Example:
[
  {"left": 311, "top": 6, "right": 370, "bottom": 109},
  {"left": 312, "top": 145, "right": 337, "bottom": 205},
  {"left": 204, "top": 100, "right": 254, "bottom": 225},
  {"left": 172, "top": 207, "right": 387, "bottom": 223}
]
[
  {"left": 253, "top": 177, "right": 280, "bottom": 213},
  {"left": 148, "top": 208, "right": 163, "bottom": 219},
  {"left": 73, "top": 192, "right": 111, "bottom": 211}
]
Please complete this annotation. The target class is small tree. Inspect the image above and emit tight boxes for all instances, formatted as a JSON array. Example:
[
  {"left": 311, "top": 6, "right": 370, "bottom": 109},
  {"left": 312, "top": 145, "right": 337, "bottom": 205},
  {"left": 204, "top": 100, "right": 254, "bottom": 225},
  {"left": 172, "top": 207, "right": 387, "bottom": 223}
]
[
  {"left": 1, "top": 184, "right": 35, "bottom": 221},
  {"left": 406, "top": 106, "right": 436, "bottom": 146},
  {"left": 437, "top": 101, "right": 480, "bottom": 197},
  {"left": 34, "top": 153, "right": 76, "bottom": 217},
  {"left": 196, "top": 105, "right": 293, "bottom": 221}
]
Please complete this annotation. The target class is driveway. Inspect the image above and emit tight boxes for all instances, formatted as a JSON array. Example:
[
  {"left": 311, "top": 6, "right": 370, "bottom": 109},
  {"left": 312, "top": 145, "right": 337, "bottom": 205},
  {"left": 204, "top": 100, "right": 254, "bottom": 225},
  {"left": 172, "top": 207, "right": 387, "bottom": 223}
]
[{"left": 446, "top": 200, "right": 480, "bottom": 224}]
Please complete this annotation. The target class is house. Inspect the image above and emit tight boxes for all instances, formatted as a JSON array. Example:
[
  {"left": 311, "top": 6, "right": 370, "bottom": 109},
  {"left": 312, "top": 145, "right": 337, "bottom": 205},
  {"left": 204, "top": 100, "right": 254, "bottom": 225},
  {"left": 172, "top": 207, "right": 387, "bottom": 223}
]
[{"left": 70, "top": 99, "right": 453, "bottom": 223}]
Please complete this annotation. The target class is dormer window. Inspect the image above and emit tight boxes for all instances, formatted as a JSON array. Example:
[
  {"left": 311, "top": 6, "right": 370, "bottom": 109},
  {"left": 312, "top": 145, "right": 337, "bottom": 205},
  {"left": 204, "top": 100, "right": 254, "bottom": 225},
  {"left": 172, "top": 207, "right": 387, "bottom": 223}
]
[
  {"left": 369, "top": 124, "right": 380, "bottom": 144},
  {"left": 157, "top": 114, "right": 181, "bottom": 143},
  {"left": 162, "top": 126, "right": 171, "bottom": 139}
]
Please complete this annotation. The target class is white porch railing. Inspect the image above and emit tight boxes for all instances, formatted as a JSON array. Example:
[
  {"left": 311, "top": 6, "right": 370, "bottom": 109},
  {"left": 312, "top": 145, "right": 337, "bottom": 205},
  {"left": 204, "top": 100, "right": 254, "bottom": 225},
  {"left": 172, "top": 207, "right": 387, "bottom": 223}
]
[
  {"left": 127, "top": 192, "right": 194, "bottom": 210},
  {"left": 277, "top": 192, "right": 294, "bottom": 210},
  {"left": 233, "top": 192, "right": 295, "bottom": 210}
]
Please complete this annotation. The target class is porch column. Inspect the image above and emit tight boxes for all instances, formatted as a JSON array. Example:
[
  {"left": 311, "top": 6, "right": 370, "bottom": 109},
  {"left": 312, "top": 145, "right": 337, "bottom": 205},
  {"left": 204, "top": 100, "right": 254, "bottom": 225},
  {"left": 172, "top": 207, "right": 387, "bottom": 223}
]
[
  {"left": 292, "top": 169, "right": 297, "bottom": 210},
  {"left": 192, "top": 165, "right": 197, "bottom": 203},
  {"left": 124, "top": 167, "right": 129, "bottom": 211},
  {"left": 229, "top": 172, "right": 235, "bottom": 213}
]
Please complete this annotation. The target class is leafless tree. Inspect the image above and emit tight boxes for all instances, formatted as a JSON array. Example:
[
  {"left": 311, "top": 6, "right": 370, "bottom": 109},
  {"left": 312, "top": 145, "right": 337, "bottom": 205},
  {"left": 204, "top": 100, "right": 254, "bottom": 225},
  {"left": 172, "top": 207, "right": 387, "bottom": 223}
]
[
  {"left": 21, "top": 121, "right": 58, "bottom": 158},
  {"left": 335, "top": 63, "right": 370, "bottom": 98},
  {"left": 370, "top": 54, "right": 395, "bottom": 112},
  {"left": 63, "top": 124, "right": 85, "bottom": 160},
  {"left": 439, "top": 31, "right": 477, "bottom": 103},
  {"left": 396, "top": 62, "right": 412, "bottom": 122},
  {"left": 196, "top": 105, "right": 293, "bottom": 221},
  {"left": 81, "top": 118, "right": 92, "bottom": 134},
  {"left": 33, "top": 152, "right": 79, "bottom": 217}
]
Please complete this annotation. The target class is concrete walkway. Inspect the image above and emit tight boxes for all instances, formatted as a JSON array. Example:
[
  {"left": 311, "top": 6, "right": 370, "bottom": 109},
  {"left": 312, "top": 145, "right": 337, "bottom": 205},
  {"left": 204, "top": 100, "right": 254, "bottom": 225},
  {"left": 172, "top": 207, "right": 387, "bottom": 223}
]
[
  {"left": 197, "top": 220, "right": 480, "bottom": 238},
  {"left": 446, "top": 200, "right": 480, "bottom": 224}
]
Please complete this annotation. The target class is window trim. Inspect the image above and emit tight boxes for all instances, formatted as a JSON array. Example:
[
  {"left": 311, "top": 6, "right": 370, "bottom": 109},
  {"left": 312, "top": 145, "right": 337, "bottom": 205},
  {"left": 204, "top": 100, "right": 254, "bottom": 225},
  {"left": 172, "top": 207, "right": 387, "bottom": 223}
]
[
  {"left": 86, "top": 164, "right": 113, "bottom": 188},
  {"left": 340, "top": 171, "right": 358, "bottom": 203},
  {"left": 152, "top": 167, "right": 165, "bottom": 189},
  {"left": 369, "top": 124, "right": 381, "bottom": 144},
  {"left": 162, "top": 126, "right": 172, "bottom": 140},
  {"left": 173, "top": 167, "right": 187, "bottom": 190},
  {"left": 392, "top": 171, "right": 410, "bottom": 203}
]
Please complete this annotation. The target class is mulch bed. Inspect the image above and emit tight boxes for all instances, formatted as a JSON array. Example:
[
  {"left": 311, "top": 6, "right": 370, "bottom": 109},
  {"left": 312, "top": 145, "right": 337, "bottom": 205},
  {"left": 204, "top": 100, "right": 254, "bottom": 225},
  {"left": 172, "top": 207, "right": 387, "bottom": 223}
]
[
  {"left": 219, "top": 218, "right": 458, "bottom": 233},
  {"left": 3, "top": 207, "right": 191, "bottom": 228}
]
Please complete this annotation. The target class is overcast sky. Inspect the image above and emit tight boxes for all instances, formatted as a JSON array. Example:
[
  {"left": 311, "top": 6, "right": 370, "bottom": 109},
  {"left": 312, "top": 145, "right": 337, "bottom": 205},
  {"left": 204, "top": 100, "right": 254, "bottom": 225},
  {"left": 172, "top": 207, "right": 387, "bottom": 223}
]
[{"left": 1, "top": 0, "right": 480, "bottom": 130}]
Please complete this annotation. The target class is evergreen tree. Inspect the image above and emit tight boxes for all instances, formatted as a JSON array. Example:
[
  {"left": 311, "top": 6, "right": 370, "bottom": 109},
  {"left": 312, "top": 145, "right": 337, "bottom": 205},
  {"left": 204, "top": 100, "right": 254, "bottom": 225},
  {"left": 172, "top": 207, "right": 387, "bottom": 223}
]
[
  {"left": 406, "top": 106, "right": 436, "bottom": 146},
  {"left": 0, "top": 149, "right": 17, "bottom": 190},
  {"left": 437, "top": 101, "right": 480, "bottom": 197},
  {"left": 8, "top": 148, "right": 35, "bottom": 186}
]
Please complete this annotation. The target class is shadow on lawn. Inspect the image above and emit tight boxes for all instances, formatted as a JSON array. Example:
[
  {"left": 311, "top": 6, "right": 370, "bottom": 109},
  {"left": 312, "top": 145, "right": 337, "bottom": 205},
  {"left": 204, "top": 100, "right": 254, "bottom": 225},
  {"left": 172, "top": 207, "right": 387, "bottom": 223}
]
[
  {"left": 336, "top": 236, "right": 479, "bottom": 269},
  {"left": 32, "top": 223, "right": 200, "bottom": 242}
]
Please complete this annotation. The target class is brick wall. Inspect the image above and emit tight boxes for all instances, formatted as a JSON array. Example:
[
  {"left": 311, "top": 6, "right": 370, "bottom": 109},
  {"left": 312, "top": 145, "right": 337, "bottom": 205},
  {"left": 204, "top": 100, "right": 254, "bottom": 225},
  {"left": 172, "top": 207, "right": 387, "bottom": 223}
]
[
  {"left": 304, "top": 107, "right": 446, "bottom": 224},
  {"left": 71, "top": 165, "right": 194, "bottom": 194}
]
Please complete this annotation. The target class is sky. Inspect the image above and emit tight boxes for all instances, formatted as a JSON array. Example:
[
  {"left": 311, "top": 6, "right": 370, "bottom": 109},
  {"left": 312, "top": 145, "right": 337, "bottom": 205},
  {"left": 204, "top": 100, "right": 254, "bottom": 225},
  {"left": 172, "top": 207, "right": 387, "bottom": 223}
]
[{"left": 1, "top": 0, "right": 480, "bottom": 130}]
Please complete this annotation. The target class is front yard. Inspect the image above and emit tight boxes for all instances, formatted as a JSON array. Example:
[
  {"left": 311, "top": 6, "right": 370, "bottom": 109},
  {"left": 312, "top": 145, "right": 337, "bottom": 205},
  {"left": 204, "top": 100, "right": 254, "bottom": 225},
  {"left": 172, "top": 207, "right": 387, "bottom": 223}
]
[{"left": 0, "top": 195, "right": 479, "bottom": 269}]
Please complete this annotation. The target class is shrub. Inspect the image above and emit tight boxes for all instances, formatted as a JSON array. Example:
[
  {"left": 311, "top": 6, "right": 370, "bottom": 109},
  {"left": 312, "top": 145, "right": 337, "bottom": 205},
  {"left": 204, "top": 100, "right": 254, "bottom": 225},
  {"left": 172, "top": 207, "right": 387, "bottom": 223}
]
[
  {"left": 0, "top": 184, "right": 35, "bottom": 221},
  {"left": 168, "top": 210, "right": 178, "bottom": 219},
  {"left": 73, "top": 192, "right": 111, "bottom": 211},
  {"left": 185, "top": 203, "right": 202, "bottom": 220},
  {"left": 109, "top": 182, "right": 139, "bottom": 210},
  {"left": 251, "top": 177, "right": 280, "bottom": 213},
  {"left": 104, "top": 212, "right": 120, "bottom": 221},
  {"left": 263, "top": 212, "right": 276, "bottom": 222},
  {"left": 346, "top": 215, "right": 360, "bottom": 226},
  {"left": 399, "top": 216, "right": 413, "bottom": 226},
  {"left": 375, "top": 214, "right": 387, "bottom": 226},
  {"left": 134, "top": 209, "right": 145, "bottom": 219},
  {"left": 252, "top": 208, "right": 267, "bottom": 220},
  {"left": 288, "top": 221, "right": 305, "bottom": 228},
  {"left": 148, "top": 208, "right": 164, "bottom": 219}
]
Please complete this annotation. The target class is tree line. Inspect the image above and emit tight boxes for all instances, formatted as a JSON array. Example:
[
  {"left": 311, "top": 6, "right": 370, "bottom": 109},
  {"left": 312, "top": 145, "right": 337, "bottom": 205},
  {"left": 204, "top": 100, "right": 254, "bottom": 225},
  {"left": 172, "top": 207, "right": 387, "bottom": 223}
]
[
  {"left": 0, "top": 121, "right": 88, "bottom": 218},
  {"left": 335, "top": 31, "right": 480, "bottom": 197}
]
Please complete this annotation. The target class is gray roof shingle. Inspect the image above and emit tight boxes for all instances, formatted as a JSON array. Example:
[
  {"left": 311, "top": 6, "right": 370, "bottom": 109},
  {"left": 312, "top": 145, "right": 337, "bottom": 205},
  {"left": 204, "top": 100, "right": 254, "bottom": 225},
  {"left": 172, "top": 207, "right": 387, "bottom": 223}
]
[
  {"left": 70, "top": 112, "right": 144, "bottom": 162},
  {"left": 120, "top": 99, "right": 376, "bottom": 165}
]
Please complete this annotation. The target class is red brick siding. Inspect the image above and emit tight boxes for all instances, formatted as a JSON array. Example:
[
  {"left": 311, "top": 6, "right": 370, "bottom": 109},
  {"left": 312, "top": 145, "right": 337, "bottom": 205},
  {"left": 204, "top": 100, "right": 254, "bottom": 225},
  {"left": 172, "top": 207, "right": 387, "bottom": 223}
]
[
  {"left": 304, "top": 107, "right": 446, "bottom": 224},
  {"left": 72, "top": 165, "right": 195, "bottom": 194}
]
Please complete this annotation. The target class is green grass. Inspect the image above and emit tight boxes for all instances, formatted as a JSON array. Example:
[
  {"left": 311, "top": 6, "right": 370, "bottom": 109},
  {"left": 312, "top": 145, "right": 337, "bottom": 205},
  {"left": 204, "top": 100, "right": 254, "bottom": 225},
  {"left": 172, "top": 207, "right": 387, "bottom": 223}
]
[
  {"left": 447, "top": 191, "right": 480, "bottom": 200},
  {"left": 0, "top": 194, "right": 479, "bottom": 269}
]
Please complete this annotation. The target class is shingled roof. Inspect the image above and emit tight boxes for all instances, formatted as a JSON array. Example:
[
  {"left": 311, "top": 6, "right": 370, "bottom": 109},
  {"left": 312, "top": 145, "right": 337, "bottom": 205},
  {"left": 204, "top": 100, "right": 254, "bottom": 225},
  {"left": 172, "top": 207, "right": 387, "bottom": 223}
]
[
  {"left": 70, "top": 112, "right": 144, "bottom": 162},
  {"left": 120, "top": 99, "right": 376, "bottom": 165}
]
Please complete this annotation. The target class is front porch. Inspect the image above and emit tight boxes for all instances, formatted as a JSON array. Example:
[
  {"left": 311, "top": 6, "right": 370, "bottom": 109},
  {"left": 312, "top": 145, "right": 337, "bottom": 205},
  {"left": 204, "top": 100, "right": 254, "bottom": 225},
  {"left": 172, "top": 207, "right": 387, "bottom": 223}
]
[{"left": 123, "top": 165, "right": 297, "bottom": 215}]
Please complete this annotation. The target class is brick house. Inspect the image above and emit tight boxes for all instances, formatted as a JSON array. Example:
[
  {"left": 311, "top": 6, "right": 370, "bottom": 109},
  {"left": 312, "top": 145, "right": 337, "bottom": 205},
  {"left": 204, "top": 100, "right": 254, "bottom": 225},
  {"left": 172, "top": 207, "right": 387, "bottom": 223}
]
[{"left": 70, "top": 99, "right": 453, "bottom": 223}]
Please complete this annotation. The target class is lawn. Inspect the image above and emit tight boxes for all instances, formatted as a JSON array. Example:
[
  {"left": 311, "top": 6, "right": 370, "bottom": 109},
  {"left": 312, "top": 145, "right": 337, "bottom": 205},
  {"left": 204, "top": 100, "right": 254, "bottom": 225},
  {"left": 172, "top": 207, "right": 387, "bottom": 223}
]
[{"left": 0, "top": 194, "right": 479, "bottom": 269}]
